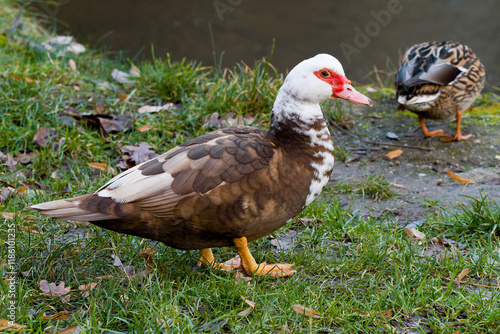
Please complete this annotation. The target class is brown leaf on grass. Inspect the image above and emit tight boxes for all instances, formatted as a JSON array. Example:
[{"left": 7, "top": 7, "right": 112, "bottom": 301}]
[
  {"left": 353, "top": 309, "right": 393, "bottom": 318},
  {"left": 41, "top": 311, "right": 72, "bottom": 321},
  {"left": 234, "top": 271, "right": 252, "bottom": 284},
  {"left": 139, "top": 247, "right": 157, "bottom": 272},
  {"left": 39, "top": 280, "right": 72, "bottom": 303},
  {"left": 456, "top": 268, "right": 469, "bottom": 284},
  {"left": 291, "top": 304, "right": 323, "bottom": 318},
  {"left": 237, "top": 296, "right": 256, "bottom": 317},
  {"left": 119, "top": 93, "right": 130, "bottom": 101},
  {"left": 1, "top": 212, "right": 14, "bottom": 219},
  {"left": 403, "top": 227, "right": 425, "bottom": 241},
  {"left": 111, "top": 254, "right": 148, "bottom": 280},
  {"left": 0, "top": 187, "right": 15, "bottom": 203},
  {"left": 74, "top": 112, "right": 132, "bottom": 137},
  {"left": 68, "top": 59, "right": 77, "bottom": 72},
  {"left": 385, "top": 149, "right": 403, "bottom": 160},
  {"left": 88, "top": 162, "right": 115, "bottom": 175},
  {"left": 111, "top": 68, "right": 136, "bottom": 84},
  {"left": 137, "top": 103, "right": 177, "bottom": 114},
  {"left": 136, "top": 124, "right": 152, "bottom": 133},
  {"left": 299, "top": 217, "right": 326, "bottom": 228},
  {"left": 447, "top": 172, "right": 476, "bottom": 185},
  {"left": 14, "top": 152, "right": 38, "bottom": 164},
  {"left": 54, "top": 326, "right": 83, "bottom": 334},
  {"left": 0, "top": 319, "right": 25, "bottom": 331},
  {"left": 117, "top": 142, "right": 157, "bottom": 170},
  {"left": 34, "top": 128, "right": 58, "bottom": 148},
  {"left": 204, "top": 112, "right": 255, "bottom": 128},
  {"left": 78, "top": 282, "right": 98, "bottom": 298}
]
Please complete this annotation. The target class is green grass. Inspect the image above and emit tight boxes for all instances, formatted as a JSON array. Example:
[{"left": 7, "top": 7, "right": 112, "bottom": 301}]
[
  {"left": 1, "top": 1, "right": 500, "bottom": 333},
  {"left": 326, "top": 174, "right": 398, "bottom": 201}
]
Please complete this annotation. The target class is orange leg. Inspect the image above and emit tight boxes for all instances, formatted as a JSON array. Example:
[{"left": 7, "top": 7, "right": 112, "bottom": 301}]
[
  {"left": 197, "top": 248, "right": 240, "bottom": 273},
  {"left": 440, "top": 109, "right": 472, "bottom": 142},
  {"left": 233, "top": 236, "right": 295, "bottom": 277},
  {"left": 419, "top": 116, "right": 447, "bottom": 138}
]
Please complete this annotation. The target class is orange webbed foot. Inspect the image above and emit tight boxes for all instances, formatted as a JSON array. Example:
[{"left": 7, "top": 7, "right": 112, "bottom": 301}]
[
  {"left": 440, "top": 133, "right": 472, "bottom": 142},
  {"left": 422, "top": 128, "right": 448, "bottom": 138},
  {"left": 234, "top": 236, "right": 296, "bottom": 277},
  {"left": 252, "top": 262, "right": 296, "bottom": 277}
]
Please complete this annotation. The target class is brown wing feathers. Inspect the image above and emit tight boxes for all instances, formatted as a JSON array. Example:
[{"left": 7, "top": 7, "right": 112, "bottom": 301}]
[{"left": 30, "top": 127, "right": 278, "bottom": 231}]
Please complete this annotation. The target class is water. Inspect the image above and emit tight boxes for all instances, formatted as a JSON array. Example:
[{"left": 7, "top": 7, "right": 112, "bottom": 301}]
[{"left": 48, "top": 0, "right": 500, "bottom": 86}]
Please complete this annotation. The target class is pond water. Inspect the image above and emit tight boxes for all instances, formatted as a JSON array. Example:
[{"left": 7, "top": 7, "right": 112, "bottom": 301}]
[{"left": 47, "top": 0, "right": 500, "bottom": 87}]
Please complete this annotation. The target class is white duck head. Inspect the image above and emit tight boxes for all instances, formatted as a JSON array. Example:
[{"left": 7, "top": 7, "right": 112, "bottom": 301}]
[{"left": 276, "top": 53, "right": 372, "bottom": 106}]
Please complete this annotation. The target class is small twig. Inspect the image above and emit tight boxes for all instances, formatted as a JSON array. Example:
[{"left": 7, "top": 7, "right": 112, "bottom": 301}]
[
  {"left": 441, "top": 277, "right": 500, "bottom": 289},
  {"left": 326, "top": 115, "right": 434, "bottom": 151}
]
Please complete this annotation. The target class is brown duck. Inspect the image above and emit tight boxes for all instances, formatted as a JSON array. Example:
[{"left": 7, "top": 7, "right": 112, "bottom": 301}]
[
  {"left": 29, "top": 54, "right": 372, "bottom": 277},
  {"left": 396, "top": 41, "right": 485, "bottom": 141}
]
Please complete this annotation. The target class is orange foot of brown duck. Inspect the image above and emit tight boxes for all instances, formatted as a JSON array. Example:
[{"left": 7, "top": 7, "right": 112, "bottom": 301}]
[
  {"left": 439, "top": 109, "right": 472, "bottom": 142},
  {"left": 197, "top": 237, "right": 296, "bottom": 277},
  {"left": 419, "top": 116, "right": 448, "bottom": 138}
]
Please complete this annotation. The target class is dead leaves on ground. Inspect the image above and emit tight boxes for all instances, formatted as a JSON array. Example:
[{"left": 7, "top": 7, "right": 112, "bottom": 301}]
[
  {"left": 39, "top": 280, "right": 72, "bottom": 303},
  {"left": 291, "top": 304, "right": 323, "bottom": 318},
  {"left": 403, "top": 227, "right": 426, "bottom": 242},
  {"left": 385, "top": 149, "right": 403, "bottom": 160},
  {"left": 0, "top": 319, "right": 25, "bottom": 331},
  {"left": 204, "top": 112, "right": 255, "bottom": 128},
  {"left": 447, "top": 171, "right": 476, "bottom": 185},
  {"left": 72, "top": 112, "right": 133, "bottom": 137},
  {"left": 237, "top": 295, "right": 256, "bottom": 317},
  {"left": 116, "top": 142, "right": 158, "bottom": 170}
]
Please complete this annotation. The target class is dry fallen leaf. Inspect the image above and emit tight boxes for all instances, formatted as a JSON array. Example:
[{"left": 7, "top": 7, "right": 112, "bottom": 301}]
[
  {"left": 238, "top": 296, "right": 256, "bottom": 317},
  {"left": 0, "top": 319, "right": 24, "bottom": 331},
  {"left": 136, "top": 124, "right": 152, "bottom": 133},
  {"left": 74, "top": 112, "right": 132, "bottom": 137},
  {"left": 54, "top": 326, "right": 83, "bottom": 334},
  {"left": 353, "top": 309, "right": 393, "bottom": 318},
  {"left": 1, "top": 212, "right": 14, "bottom": 219},
  {"left": 0, "top": 187, "right": 15, "bottom": 203},
  {"left": 41, "top": 311, "right": 72, "bottom": 321},
  {"left": 39, "top": 280, "right": 72, "bottom": 303},
  {"left": 88, "top": 162, "right": 115, "bottom": 175},
  {"left": 78, "top": 282, "right": 98, "bottom": 298},
  {"left": 234, "top": 271, "right": 252, "bottom": 284},
  {"left": 204, "top": 112, "right": 255, "bottom": 128},
  {"left": 456, "top": 268, "right": 469, "bottom": 284},
  {"left": 111, "top": 69, "right": 136, "bottom": 84},
  {"left": 139, "top": 247, "right": 157, "bottom": 272},
  {"left": 447, "top": 171, "right": 476, "bottom": 185},
  {"left": 385, "top": 149, "right": 403, "bottom": 160},
  {"left": 117, "top": 142, "right": 158, "bottom": 170},
  {"left": 403, "top": 227, "right": 425, "bottom": 241},
  {"left": 137, "top": 103, "right": 177, "bottom": 114},
  {"left": 34, "top": 128, "right": 58, "bottom": 148},
  {"left": 68, "top": 59, "right": 77, "bottom": 72},
  {"left": 291, "top": 304, "right": 323, "bottom": 318}
]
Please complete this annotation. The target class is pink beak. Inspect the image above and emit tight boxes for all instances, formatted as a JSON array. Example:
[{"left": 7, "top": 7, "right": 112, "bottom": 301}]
[{"left": 333, "top": 83, "right": 373, "bottom": 106}]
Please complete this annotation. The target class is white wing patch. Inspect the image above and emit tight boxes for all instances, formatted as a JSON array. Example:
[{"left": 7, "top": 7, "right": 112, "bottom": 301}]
[
  {"left": 96, "top": 157, "right": 175, "bottom": 204},
  {"left": 399, "top": 92, "right": 440, "bottom": 106}
]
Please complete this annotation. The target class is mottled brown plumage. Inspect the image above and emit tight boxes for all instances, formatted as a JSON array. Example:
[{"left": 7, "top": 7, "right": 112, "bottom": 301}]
[
  {"left": 396, "top": 41, "right": 485, "bottom": 141},
  {"left": 29, "top": 54, "right": 372, "bottom": 277}
]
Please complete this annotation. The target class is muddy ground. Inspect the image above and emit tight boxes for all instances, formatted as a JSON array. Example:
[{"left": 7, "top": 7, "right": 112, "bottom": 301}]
[{"left": 325, "top": 99, "right": 500, "bottom": 224}]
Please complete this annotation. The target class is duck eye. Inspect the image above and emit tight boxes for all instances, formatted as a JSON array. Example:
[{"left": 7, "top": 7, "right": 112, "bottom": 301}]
[{"left": 320, "top": 70, "right": 330, "bottom": 78}]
